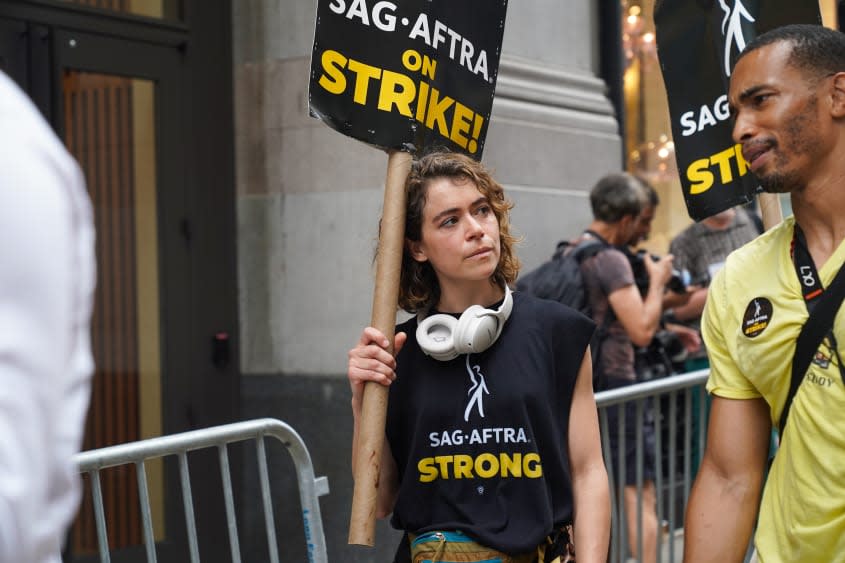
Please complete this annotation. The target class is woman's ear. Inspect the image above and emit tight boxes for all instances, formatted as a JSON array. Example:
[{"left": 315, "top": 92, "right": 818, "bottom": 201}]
[
  {"left": 406, "top": 239, "right": 427, "bottom": 262},
  {"left": 830, "top": 72, "right": 845, "bottom": 118}
]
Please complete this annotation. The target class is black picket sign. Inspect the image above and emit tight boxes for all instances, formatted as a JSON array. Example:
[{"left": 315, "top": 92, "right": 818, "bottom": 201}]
[
  {"left": 655, "top": 0, "right": 821, "bottom": 220},
  {"left": 308, "top": 0, "right": 508, "bottom": 160}
]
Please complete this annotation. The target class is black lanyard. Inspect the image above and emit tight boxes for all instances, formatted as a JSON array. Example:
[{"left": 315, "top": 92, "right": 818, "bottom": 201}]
[{"left": 792, "top": 225, "right": 844, "bottom": 377}]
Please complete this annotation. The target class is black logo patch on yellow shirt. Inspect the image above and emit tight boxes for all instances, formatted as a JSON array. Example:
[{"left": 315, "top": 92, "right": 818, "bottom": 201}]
[{"left": 742, "top": 297, "right": 772, "bottom": 338}]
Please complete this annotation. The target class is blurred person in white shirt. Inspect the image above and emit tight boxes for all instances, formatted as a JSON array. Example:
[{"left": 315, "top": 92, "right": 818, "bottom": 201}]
[{"left": 0, "top": 70, "right": 96, "bottom": 563}]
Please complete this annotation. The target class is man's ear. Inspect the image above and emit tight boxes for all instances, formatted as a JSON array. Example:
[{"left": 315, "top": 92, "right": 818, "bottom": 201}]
[
  {"left": 612, "top": 214, "right": 634, "bottom": 244},
  {"left": 406, "top": 239, "right": 427, "bottom": 262},
  {"left": 830, "top": 72, "right": 845, "bottom": 118}
]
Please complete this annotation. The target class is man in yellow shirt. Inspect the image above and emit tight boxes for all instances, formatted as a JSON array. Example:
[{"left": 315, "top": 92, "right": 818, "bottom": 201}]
[{"left": 684, "top": 24, "right": 845, "bottom": 562}]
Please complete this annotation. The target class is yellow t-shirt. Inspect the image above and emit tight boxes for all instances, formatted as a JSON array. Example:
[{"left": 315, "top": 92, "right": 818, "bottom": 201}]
[{"left": 703, "top": 216, "right": 845, "bottom": 562}]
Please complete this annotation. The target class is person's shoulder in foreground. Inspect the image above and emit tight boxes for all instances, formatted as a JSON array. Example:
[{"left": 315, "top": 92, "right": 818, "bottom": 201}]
[{"left": 0, "top": 71, "right": 96, "bottom": 563}]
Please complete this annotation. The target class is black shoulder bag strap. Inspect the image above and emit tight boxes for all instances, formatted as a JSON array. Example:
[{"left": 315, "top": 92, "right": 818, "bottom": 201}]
[
  {"left": 578, "top": 232, "right": 614, "bottom": 334},
  {"left": 579, "top": 230, "right": 615, "bottom": 388},
  {"left": 781, "top": 225, "right": 845, "bottom": 434}
]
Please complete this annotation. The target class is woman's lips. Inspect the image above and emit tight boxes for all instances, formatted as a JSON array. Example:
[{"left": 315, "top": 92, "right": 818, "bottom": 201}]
[{"left": 467, "top": 247, "right": 493, "bottom": 259}]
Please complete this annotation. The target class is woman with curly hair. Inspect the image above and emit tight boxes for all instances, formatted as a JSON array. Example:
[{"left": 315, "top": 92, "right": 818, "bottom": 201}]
[{"left": 348, "top": 151, "right": 609, "bottom": 562}]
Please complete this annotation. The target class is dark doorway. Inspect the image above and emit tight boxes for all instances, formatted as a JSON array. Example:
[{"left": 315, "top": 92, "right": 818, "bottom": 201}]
[{"left": 0, "top": 3, "right": 238, "bottom": 561}]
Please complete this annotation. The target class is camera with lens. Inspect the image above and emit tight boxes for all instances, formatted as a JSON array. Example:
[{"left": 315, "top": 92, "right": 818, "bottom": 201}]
[
  {"left": 634, "top": 328, "right": 688, "bottom": 381},
  {"left": 630, "top": 249, "right": 706, "bottom": 295}
]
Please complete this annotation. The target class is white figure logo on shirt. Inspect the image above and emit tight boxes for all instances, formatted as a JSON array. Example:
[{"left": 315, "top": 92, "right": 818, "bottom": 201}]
[
  {"left": 719, "top": 0, "right": 755, "bottom": 77},
  {"left": 464, "top": 355, "right": 490, "bottom": 422}
]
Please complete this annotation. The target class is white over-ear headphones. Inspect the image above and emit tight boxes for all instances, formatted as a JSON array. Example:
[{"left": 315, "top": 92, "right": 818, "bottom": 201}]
[{"left": 416, "top": 285, "right": 513, "bottom": 361}]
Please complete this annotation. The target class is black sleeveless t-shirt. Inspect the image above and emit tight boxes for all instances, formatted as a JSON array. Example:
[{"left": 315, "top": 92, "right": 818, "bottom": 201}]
[{"left": 386, "top": 291, "right": 595, "bottom": 554}]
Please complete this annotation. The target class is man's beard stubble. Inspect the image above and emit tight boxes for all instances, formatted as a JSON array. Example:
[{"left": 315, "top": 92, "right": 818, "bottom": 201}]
[
  {"left": 757, "top": 168, "right": 800, "bottom": 194},
  {"left": 756, "top": 95, "right": 820, "bottom": 194}
]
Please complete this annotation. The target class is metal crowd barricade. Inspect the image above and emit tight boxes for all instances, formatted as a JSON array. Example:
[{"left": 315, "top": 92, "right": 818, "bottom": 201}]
[
  {"left": 73, "top": 417, "right": 330, "bottom": 563},
  {"left": 595, "top": 369, "right": 710, "bottom": 563}
]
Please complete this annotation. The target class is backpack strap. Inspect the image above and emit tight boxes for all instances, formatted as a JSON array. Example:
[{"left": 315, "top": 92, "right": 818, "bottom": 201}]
[{"left": 568, "top": 236, "right": 615, "bottom": 389}]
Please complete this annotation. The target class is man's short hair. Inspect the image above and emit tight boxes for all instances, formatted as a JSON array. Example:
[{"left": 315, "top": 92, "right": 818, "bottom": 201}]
[
  {"left": 589, "top": 172, "right": 647, "bottom": 223},
  {"left": 636, "top": 176, "right": 659, "bottom": 208},
  {"left": 737, "top": 24, "right": 845, "bottom": 82}
]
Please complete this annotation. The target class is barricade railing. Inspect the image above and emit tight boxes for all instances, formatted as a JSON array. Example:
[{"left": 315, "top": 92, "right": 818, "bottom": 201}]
[
  {"left": 595, "top": 369, "right": 710, "bottom": 563},
  {"left": 73, "top": 417, "right": 330, "bottom": 563}
]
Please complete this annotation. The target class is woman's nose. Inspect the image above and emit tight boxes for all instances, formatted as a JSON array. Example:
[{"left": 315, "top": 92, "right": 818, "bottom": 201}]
[{"left": 465, "top": 215, "right": 484, "bottom": 237}]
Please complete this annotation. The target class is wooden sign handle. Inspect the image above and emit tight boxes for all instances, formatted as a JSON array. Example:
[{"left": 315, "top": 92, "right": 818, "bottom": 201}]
[
  {"left": 757, "top": 192, "right": 783, "bottom": 232},
  {"left": 348, "top": 150, "right": 412, "bottom": 546}
]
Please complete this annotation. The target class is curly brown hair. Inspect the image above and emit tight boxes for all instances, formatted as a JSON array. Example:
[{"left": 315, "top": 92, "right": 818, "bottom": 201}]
[{"left": 395, "top": 151, "right": 520, "bottom": 313}]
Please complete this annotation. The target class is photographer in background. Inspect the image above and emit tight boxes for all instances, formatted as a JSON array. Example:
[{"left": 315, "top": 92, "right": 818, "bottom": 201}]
[
  {"left": 668, "top": 206, "right": 760, "bottom": 371},
  {"left": 623, "top": 181, "right": 706, "bottom": 489},
  {"left": 623, "top": 181, "right": 701, "bottom": 381},
  {"left": 575, "top": 173, "right": 673, "bottom": 563}
]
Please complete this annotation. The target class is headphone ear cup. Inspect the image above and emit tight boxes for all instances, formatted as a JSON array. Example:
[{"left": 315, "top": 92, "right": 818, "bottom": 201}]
[
  {"left": 453, "top": 305, "right": 498, "bottom": 355},
  {"left": 417, "top": 286, "right": 513, "bottom": 361},
  {"left": 416, "top": 314, "right": 459, "bottom": 361}
]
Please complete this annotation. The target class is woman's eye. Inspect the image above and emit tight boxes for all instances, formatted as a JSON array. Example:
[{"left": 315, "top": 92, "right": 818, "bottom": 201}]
[{"left": 476, "top": 205, "right": 491, "bottom": 216}]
